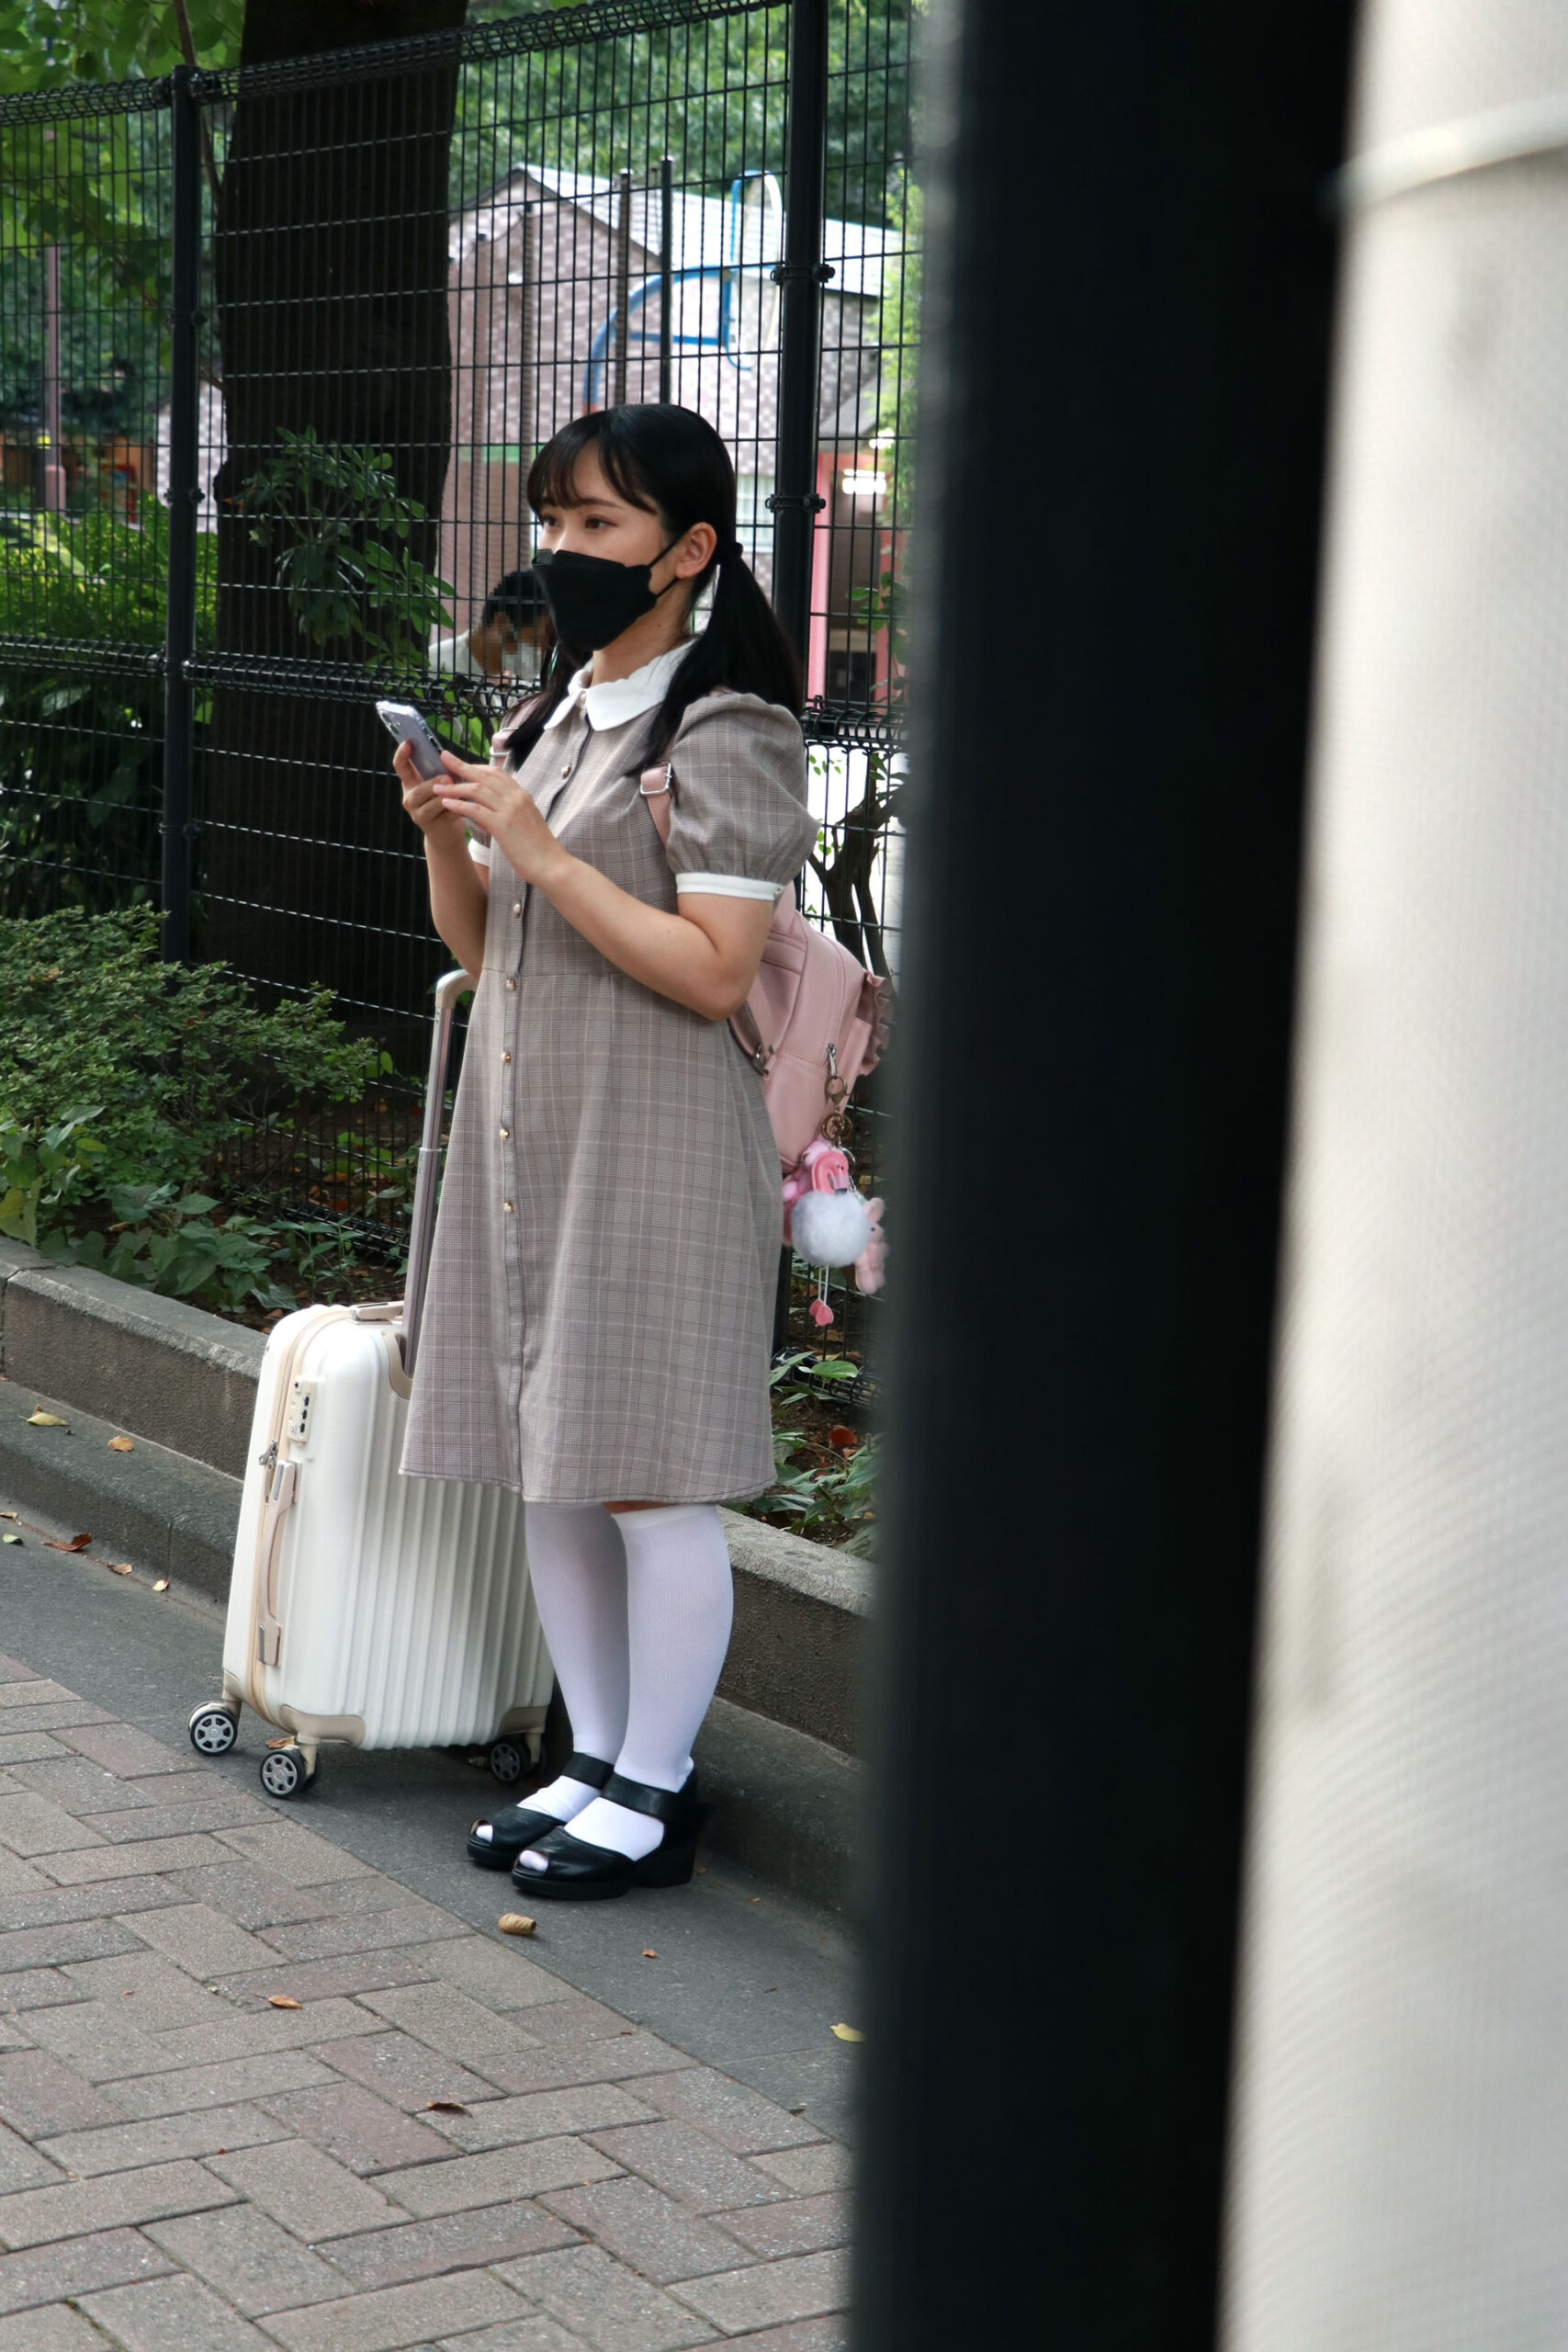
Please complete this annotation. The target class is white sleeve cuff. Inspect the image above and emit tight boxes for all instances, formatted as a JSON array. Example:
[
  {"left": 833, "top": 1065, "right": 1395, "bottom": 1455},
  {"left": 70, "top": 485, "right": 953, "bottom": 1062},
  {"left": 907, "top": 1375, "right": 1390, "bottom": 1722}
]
[
  {"left": 673, "top": 872, "right": 781, "bottom": 901},
  {"left": 468, "top": 836, "right": 491, "bottom": 866}
]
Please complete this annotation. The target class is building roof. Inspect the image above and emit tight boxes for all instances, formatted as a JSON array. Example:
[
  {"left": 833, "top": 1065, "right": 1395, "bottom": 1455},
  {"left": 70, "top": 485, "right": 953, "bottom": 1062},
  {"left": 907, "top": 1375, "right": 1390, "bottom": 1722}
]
[{"left": 451, "top": 163, "right": 893, "bottom": 301}]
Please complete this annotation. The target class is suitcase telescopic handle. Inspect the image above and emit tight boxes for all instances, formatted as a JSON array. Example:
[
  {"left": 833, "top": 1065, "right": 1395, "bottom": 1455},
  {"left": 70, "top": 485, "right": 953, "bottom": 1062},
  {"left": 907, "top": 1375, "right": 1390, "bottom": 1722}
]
[{"left": 400, "top": 969, "right": 471, "bottom": 1380}]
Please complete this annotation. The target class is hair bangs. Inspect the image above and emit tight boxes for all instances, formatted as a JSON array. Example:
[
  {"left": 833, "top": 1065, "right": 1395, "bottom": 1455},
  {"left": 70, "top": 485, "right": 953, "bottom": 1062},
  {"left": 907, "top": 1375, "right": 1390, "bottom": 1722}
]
[{"left": 525, "top": 413, "right": 660, "bottom": 519}]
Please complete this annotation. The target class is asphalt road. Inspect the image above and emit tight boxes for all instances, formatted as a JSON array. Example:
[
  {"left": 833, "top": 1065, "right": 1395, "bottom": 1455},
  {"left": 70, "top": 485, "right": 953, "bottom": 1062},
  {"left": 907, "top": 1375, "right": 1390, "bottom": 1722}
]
[{"left": 0, "top": 1484, "right": 862, "bottom": 2146}]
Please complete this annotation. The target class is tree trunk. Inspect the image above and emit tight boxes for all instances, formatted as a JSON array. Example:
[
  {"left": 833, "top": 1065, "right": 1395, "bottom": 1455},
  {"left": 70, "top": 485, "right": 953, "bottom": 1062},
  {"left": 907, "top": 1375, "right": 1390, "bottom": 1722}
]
[{"left": 202, "top": 0, "right": 467, "bottom": 1026}]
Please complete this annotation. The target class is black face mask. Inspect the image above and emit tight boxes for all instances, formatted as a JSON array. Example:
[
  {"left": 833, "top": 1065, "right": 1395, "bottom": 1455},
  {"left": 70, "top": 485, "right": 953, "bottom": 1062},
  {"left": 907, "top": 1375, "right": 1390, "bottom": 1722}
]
[{"left": 528, "top": 541, "right": 681, "bottom": 652}]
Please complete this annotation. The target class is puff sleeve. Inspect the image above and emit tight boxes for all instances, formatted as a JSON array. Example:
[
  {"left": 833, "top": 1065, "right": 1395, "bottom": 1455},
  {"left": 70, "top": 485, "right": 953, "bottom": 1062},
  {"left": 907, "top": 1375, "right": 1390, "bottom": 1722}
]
[{"left": 662, "top": 692, "right": 815, "bottom": 900}]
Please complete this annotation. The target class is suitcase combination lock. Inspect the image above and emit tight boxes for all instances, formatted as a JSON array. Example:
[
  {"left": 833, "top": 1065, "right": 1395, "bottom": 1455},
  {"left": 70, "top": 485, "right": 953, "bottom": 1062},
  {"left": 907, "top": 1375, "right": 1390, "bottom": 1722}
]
[{"left": 286, "top": 1381, "right": 316, "bottom": 1446}]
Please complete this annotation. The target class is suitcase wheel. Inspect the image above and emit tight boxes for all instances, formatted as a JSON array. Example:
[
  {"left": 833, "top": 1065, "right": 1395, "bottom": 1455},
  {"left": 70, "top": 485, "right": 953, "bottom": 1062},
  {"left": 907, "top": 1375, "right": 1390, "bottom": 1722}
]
[
  {"left": 258, "top": 1745, "right": 315, "bottom": 1801},
  {"left": 188, "top": 1704, "right": 239, "bottom": 1758},
  {"left": 488, "top": 1738, "right": 525, "bottom": 1786}
]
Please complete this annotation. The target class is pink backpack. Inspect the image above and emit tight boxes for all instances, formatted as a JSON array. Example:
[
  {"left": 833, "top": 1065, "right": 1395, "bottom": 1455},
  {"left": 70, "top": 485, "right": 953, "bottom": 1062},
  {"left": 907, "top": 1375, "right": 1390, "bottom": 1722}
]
[{"left": 639, "top": 760, "right": 892, "bottom": 1172}]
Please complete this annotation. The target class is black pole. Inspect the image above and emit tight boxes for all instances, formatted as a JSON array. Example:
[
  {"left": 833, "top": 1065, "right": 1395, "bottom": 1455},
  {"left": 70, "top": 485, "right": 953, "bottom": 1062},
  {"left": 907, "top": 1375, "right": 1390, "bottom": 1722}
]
[
  {"left": 161, "top": 62, "right": 202, "bottom": 965},
  {"left": 770, "top": 0, "right": 828, "bottom": 669},
  {"left": 853, "top": 1, "right": 1354, "bottom": 2346},
  {"left": 613, "top": 165, "right": 632, "bottom": 410},
  {"left": 659, "top": 155, "right": 673, "bottom": 405},
  {"left": 765, "top": 0, "right": 829, "bottom": 1360}
]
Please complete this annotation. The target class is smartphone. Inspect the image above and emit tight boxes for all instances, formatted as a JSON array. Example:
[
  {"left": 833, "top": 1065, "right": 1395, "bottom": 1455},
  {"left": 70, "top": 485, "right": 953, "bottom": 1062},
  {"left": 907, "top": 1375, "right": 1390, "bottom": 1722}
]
[{"left": 376, "top": 699, "right": 447, "bottom": 782}]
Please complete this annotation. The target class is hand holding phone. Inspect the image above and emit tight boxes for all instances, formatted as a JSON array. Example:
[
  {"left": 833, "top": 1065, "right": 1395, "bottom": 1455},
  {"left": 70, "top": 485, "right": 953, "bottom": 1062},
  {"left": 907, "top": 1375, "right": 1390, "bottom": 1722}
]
[{"left": 376, "top": 699, "right": 446, "bottom": 781}]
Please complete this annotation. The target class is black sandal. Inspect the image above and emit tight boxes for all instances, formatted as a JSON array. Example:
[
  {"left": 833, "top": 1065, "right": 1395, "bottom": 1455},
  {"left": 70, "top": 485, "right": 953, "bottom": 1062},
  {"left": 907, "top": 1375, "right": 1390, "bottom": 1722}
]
[
  {"left": 510, "top": 1770, "right": 705, "bottom": 1902},
  {"left": 466, "top": 1751, "right": 613, "bottom": 1870}
]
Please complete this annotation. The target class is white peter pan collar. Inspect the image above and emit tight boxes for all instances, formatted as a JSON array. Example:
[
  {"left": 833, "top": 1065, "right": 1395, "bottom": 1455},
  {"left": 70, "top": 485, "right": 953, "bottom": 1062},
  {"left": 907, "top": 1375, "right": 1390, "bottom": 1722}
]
[{"left": 541, "top": 643, "right": 692, "bottom": 733}]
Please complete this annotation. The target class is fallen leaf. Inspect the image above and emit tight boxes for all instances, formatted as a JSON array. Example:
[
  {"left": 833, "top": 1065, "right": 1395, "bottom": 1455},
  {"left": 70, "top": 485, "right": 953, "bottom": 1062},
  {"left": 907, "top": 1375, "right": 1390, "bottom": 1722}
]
[
  {"left": 424, "top": 2098, "right": 468, "bottom": 2113},
  {"left": 1, "top": 1535, "right": 20, "bottom": 1546},
  {"left": 640, "top": 1949, "right": 658, "bottom": 1960},
  {"left": 497, "top": 1912, "right": 536, "bottom": 1937},
  {"left": 44, "top": 1533, "right": 92, "bottom": 1553},
  {"left": 107, "top": 1435, "right": 134, "bottom": 1453},
  {"left": 24, "top": 1411, "right": 68, "bottom": 1428},
  {"left": 107, "top": 1563, "right": 132, "bottom": 1577},
  {"left": 0, "top": 1510, "right": 17, "bottom": 1519},
  {"left": 828, "top": 1425, "right": 857, "bottom": 1449},
  {"left": 152, "top": 1578, "right": 169, "bottom": 1593},
  {"left": 831, "top": 2023, "right": 864, "bottom": 2043},
  {"left": 267, "top": 1996, "right": 302, "bottom": 2010}
]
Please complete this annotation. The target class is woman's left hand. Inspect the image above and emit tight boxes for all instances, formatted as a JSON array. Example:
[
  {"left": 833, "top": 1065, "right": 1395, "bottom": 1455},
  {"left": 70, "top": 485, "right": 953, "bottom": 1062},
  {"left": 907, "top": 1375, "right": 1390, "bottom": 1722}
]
[{"left": 433, "top": 753, "right": 570, "bottom": 888}]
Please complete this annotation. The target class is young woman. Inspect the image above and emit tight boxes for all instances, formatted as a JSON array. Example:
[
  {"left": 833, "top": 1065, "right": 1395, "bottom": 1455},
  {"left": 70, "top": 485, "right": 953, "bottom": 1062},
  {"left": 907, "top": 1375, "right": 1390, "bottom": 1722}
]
[{"left": 392, "top": 403, "right": 813, "bottom": 1901}]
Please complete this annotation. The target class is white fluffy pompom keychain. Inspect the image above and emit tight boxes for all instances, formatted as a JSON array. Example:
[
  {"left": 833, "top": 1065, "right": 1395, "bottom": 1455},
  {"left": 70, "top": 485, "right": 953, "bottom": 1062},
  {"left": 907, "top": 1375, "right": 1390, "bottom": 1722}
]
[{"left": 790, "top": 1182, "right": 871, "bottom": 1268}]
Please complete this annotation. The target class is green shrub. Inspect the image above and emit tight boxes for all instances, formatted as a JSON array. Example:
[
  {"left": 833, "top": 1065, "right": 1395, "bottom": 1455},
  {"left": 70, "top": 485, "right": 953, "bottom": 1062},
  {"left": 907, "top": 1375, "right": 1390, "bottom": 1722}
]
[
  {"left": 0, "top": 1106, "right": 104, "bottom": 1247},
  {"left": 30, "top": 1170, "right": 377, "bottom": 1319},
  {"left": 0, "top": 906, "right": 385, "bottom": 1200},
  {"left": 0, "top": 506, "right": 215, "bottom": 650},
  {"left": 40, "top": 1179, "right": 299, "bottom": 1316},
  {"left": 241, "top": 429, "right": 450, "bottom": 662},
  {"left": 745, "top": 1353, "right": 878, "bottom": 1555},
  {"left": 0, "top": 667, "right": 164, "bottom": 916},
  {"left": 0, "top": 509, "right": 216, "bottom": 914}
]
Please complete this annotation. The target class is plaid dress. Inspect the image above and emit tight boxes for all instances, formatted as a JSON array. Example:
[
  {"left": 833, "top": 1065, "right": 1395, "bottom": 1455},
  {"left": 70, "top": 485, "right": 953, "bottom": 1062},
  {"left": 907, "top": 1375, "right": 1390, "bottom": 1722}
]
[{"left": 400, "top": 684, "right": 815, "bottom": 1504}]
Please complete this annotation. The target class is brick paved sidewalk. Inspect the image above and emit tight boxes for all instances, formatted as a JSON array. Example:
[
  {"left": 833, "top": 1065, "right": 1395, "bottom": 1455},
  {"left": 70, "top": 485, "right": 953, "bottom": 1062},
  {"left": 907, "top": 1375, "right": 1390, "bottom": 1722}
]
[{"left": 0, "top": 1651, "right": 851, "bottom": 2352}]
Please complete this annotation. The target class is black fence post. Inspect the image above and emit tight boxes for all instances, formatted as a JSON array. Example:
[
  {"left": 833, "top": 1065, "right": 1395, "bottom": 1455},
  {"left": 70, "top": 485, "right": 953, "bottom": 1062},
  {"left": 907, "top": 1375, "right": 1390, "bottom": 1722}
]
[
  {"left": 659, "top": 155, "right": 674, "bottom": 405},
  {"left": 768, "top": 0, "right": 830, "bottom": 1356},
  {"left": 161, "top": 62, "right": 202, "bottom": 964},
  {"left": 770, "top": 0, "right": 829, "bottom": 669}
]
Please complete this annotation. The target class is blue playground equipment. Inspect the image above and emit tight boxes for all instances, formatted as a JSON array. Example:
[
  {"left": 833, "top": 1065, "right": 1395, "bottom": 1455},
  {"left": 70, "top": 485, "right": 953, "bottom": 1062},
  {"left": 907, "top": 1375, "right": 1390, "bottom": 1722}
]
[{"left": 581, "top": 171, "right": 782, "bottom": 412}]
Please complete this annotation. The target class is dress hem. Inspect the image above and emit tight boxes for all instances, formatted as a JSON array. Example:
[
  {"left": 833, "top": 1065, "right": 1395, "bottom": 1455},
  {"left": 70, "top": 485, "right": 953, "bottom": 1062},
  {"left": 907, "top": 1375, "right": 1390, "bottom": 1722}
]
[{"left": 397, "top": 1460, "right": 771, "bottom": 1510}]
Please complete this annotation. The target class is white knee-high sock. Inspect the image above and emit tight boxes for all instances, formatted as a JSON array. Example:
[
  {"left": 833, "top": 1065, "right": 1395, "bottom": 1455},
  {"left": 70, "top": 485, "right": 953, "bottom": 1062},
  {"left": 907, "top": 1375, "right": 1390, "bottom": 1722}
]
[
  {"left": 477, "top": 1500, "right": 628, "bottom": 1840},
  {"left": 521, "top": 1503, "right": 733, "bottom": 1868}
]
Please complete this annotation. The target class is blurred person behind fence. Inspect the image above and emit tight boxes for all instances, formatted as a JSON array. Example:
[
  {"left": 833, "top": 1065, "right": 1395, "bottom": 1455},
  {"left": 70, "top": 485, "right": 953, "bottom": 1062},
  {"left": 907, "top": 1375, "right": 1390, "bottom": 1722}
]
[{"left": 431, "top": 568, "right": 549, "bottom": 683}]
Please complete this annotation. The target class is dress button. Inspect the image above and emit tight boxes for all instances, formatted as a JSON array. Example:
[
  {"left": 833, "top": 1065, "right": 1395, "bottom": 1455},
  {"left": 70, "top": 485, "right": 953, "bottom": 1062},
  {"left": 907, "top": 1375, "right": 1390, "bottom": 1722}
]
[
  {"left": 560, "top": 763, "right": 571, "bottom": 777},
  {"left": 500, "top": 1049, "right": 512, "bottom": 1064},
  {"left": 502, "top": 1200, "right": 514, "bottom": 1214},
  {"left": 499, "top": 1125, "right": 510, "bottom": 1140},
  {"left": 504, "top": 977, "right": 516, "bottom": 990},
  {"left": 511, "top": 901, "right": 522, "bottom": 916}
]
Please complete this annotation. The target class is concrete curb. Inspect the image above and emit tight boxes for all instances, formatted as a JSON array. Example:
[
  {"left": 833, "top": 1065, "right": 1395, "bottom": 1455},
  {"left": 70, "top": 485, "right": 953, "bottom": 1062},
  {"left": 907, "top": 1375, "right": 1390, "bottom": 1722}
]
[
  {"left": 0, "top": 1236, "right": 869, "bottom": 1753},
  {"left": 0, "top": 1374, "right": 241, "bottom": 1592},
  {"left": 0, "top": 1239, "right": 266, "bottom": 1477},
  {"left": 0, "top": 1243, "right": 867, "bottom": 1911}
]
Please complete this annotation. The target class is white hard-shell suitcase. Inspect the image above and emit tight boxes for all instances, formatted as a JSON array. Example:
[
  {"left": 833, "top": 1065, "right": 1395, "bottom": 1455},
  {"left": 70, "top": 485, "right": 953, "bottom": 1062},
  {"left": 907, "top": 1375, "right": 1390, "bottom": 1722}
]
[{"left": 187, "top": 972, "right": 552, "bottom": 1801}]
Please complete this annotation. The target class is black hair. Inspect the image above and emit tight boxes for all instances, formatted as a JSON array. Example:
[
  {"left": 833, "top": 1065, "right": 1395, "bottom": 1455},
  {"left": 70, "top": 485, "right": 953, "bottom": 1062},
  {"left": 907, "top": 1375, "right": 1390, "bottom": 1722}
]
[
  {"left": 480, "top": 569, "right": 547, "bottom": 629},
  {"left": 505, "top": 403, "right": 802, "bottom": 767}
]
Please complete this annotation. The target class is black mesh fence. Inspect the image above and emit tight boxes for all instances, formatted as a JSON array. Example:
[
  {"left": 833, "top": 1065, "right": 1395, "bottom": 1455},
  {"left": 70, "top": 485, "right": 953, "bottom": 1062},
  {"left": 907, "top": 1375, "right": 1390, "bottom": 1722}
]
[{"left": 0, "top": 0, "right": 914, "bottom": 1368}]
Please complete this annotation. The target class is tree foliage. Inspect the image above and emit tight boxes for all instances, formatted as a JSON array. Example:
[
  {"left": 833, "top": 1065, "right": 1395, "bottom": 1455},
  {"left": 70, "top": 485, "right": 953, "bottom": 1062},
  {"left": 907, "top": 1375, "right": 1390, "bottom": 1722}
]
[
  {"left": 0, "top": 1, "right": 243, "bottom": 92},
  {"left": 0, "top": 2, "right": 915, "bottom": 226},
  {"left": 241, "top": 428, "right": 452, "bottom": 655}
]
